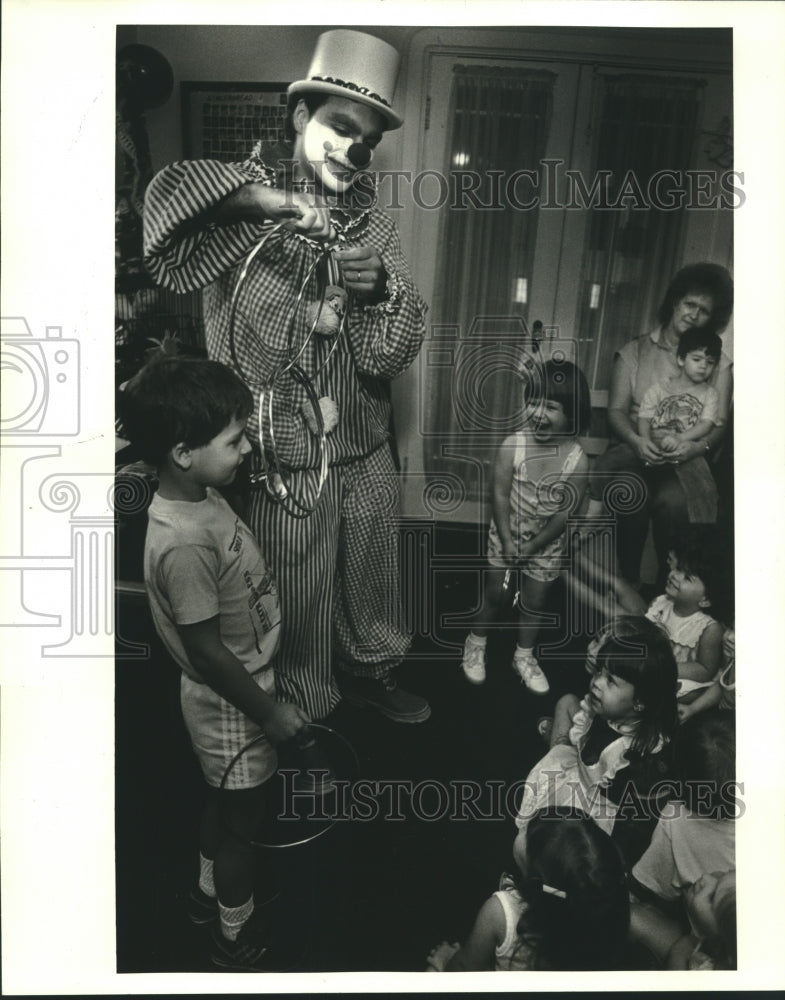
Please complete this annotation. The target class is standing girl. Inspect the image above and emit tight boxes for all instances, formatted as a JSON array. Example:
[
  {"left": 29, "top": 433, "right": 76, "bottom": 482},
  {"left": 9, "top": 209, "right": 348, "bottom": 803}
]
[
  {"left": 461, "top": 359, "right": 591, "bottom": 692},
  {"left": 514, "top": 617, "right": 678, "bottom": 850},
  {"left": 426, "top": 807, "right": 629, "bottom": 971}
]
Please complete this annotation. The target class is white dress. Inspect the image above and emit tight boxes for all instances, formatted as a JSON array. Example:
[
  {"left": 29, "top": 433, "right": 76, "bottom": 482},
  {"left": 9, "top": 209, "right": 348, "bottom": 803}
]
[
  {"left": 488, "top": 433, "right": 584, "bottom": 582},
  {"left": 646, "top": 595, "right": 717, "bottom": 698},
  {"left": 515, "top": 696, "right": 644, "bottom": 837}
]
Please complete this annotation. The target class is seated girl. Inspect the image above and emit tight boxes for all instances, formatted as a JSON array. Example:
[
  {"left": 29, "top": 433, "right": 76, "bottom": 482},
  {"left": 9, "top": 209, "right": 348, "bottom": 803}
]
[
  {"left": 568, "top": 526, "right": 731, "bottom": 711},
  {"left": 426, "top": 807, "right": 629, "bottom": 971},
  {"left": 628, "top": 710, "right": 736, "bottom": 966},
  {"left": 678, "top": 623, "right": 735, "bottom": 724},
  {"left": 631, "top": 710, "right": 736, "bottom": 905},
  {"left": 514, "top": 617, "right": 678, "bottom": 864}
]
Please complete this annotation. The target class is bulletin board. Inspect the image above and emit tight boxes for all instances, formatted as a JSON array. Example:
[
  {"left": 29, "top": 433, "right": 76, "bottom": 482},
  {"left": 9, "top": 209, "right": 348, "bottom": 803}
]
[{"left": 181, "top": 82, "right": 289, "bottom": 162}]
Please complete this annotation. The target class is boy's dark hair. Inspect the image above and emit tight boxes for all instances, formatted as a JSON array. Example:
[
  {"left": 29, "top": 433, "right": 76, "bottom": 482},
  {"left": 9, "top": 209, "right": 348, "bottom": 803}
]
[
  {"left": 515, "top": 807, "right": 629, "bottom": 970},
  {"left": 119, "top": 356, "right": 253, "bottom": 466},
  {"left": 670, "top": 525, "right": 735, "bottom": 627},
  {"left": 656, "top": 262, "right": 734, "bottom": 335},
  {"left": 673, "top": 709, "right": 736, "bottom": 818},
  {"left": 592, "top": 616, "right": 679, "bottom": 755},
  {"left": 527, "top": 358, "right": 592, "bottom": 435},
  {"left": 677, "top": 327, "right": 723, "bottom": 361}
]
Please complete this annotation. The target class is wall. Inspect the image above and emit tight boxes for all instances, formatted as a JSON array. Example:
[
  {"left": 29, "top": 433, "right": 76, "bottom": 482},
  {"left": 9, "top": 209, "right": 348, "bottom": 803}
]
[
  {"left": 122, "top": 25, "right": 734, "bottom": 520},
  {"left": 131, "top": 24, "right": 421, "bottom": 176}
]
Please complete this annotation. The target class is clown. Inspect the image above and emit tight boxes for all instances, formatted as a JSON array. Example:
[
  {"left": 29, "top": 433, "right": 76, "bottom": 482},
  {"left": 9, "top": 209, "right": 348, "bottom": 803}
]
[{"left": 143, "top": 30, "right": 429, "bottom": 725}]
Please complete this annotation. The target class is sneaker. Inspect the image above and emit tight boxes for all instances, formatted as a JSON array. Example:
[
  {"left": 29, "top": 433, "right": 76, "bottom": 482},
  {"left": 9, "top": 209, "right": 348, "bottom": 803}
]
[
  {"left": 210, "top": 912, "right": 305, "bottom": 972},
  {"left": 187, "top": 885, "right": 218, "bottom": 925},
  {"left": 461, "top": 636, "right": 486, "bottom": 685},
  {"left": 513, "top": 650, "right": 550, "bottom": 694},
  {"left": 187, "top": 882, "right": 280, "bottom": 926},
  {"left": 341, "top": 673, "right": 431, "bottom": 723}
]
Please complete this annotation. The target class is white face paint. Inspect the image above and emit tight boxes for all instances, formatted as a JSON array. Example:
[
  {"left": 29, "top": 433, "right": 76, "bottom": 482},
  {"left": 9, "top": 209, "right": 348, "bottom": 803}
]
[
  {"left": 301, "top": 117, "right": 356, "bottom": 194},
  {"left": 295, "top": 97, "right": 382, "bottom": 195}
]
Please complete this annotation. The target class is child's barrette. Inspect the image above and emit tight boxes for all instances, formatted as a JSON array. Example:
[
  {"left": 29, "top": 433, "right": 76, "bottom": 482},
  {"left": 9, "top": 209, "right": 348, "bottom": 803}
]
[{"left": 525, "top": 876, "right": 567, "bottom": 900}]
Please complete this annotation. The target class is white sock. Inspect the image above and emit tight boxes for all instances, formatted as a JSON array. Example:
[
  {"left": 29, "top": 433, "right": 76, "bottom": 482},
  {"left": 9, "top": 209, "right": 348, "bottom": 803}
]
[
  {"left": 198, "top": 853, "right": 216, "bottom": 898},
  {"left": 467, "top": 632, "right": 487, "bottom": 647},
  {"left": 219, "top": 895, "right": 254, "bottom": 942},
  {"left": 516, "top": 645, "right": 535, "bottom": 658}
]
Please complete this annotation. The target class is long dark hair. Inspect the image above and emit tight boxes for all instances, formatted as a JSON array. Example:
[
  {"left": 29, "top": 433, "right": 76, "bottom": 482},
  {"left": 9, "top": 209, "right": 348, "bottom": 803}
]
[
  {"left": 513, "top": 808, "right": 629, "bottom": 970},
  {"left": 669, "top": 525, "right": 735, "bottom": 628},
  {"left": 591, "top": 616, "right": 679, "bottom": 754}
]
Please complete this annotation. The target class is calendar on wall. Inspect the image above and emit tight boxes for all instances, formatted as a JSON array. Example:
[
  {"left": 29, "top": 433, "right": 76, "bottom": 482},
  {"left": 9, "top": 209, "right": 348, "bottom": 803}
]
[{"left": 181, "top": 82, "right": 289, "bottom": 162}]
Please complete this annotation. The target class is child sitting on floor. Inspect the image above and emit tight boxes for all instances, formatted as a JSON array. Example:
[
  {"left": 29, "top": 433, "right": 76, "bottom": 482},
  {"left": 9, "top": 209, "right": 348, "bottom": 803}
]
[
  {"left": 514, "top": 617, "right": 678, "bottom": 858},
  {"left": 461, "top": 359, "right": 591, "bottom": 694},
  {"left": 631, "top": 710, "right": 736, "bottom": 903},
  {"left": 678, "top": 622, "right": 735, "bottom": 723},
  {"left": 670, "top": 869, "right": 737, "bottom": 970},
  {"left": 628, "top": 710, "right": 736, "bottom": 966},
  {"left": 120, "top": 356, "right": 310, "bottom": 972},
  {"left": 568, "top": 526, "right": 730, "bottom": 711},
  {"left": 426, "top": 807, "right": 629, "bottom": 971}
]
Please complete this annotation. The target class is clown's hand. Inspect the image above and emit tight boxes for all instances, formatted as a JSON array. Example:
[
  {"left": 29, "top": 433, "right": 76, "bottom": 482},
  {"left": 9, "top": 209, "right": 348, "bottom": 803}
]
[
  {"left": 301, "top": 396, "right": 338, "bottom": 435},
  {"left": 334, "top": 244, "right": 387, "bottom": 300},
  {"left": 253, "top": 184, "right": 336, "bottom": 241}
]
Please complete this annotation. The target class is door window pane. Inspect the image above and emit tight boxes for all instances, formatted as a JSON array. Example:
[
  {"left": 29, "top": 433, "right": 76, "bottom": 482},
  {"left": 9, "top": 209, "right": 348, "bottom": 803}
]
[
  {"left": 425, "top": 66, "right": 556, "bottom": 500},
  {"left": 575, "top": 73, "right": 705, "bottom": 393}
]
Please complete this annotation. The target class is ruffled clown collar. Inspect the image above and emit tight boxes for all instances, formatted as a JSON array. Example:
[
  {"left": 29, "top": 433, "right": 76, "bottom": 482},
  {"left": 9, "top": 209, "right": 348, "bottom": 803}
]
[{"left": 247, "top": 140, "right": 377, "bottom": 228}]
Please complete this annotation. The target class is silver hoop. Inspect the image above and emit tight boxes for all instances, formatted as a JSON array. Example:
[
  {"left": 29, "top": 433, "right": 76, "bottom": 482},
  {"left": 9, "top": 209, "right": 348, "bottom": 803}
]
[
  {"left": 252, "top": 363, "right": 329, "bottom": 518},
  {"left": 218, "top": 723, "right": 360, "bottom": 850},
  {"left": 228, "top": 224, "right": 352, "bottom": 516}
]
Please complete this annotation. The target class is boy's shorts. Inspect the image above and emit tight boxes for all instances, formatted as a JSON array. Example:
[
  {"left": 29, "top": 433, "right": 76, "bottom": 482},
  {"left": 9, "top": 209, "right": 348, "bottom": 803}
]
[{"left": 180, "top": 666, "right": 277, "bottom": 790}]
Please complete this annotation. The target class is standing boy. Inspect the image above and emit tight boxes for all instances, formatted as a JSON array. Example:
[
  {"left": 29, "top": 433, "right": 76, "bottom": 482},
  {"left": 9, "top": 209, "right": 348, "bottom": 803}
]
[{"left": 121, "top": 356, "right": 309, "bottom": 971}]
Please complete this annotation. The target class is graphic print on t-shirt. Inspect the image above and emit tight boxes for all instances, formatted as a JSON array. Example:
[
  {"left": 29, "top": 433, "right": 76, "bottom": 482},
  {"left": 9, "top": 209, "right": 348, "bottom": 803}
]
[{"left": 652, "top": 392, "right": 704, "bottom": 433}]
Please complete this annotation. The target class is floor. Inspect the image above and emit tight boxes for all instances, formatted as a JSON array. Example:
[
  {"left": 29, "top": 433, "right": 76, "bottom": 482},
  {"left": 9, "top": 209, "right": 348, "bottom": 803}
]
[{"left": 115, "top": 522, "right": 632, "bottom": 974}]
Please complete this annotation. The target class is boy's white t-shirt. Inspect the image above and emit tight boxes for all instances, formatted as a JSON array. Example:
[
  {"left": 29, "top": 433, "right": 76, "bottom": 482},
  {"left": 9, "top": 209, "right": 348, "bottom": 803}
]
[
  {"left": 638, "top": 379, "right": 721, "bottom": 430},
  {"left": 632, "top": 801, "right": 735, "bottom": 902},
  {"left": 144, "top": 487, "right": 280, "bottom": 683}
]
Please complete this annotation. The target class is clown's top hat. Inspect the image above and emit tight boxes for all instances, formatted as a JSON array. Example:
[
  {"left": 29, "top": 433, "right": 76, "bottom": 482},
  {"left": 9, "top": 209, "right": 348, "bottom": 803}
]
[{"left": 287, "top": 30, "right": 403, "bottom": 130}]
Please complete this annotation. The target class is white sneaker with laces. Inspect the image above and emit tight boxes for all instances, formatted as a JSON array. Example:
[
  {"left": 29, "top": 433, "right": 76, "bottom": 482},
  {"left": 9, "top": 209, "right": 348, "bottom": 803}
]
[
  {"left": 461, "top": 636, "right": 486, "bottom": 684},
  {"left": 513, "top": 650, "right": 549, "bottom": 694}
]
